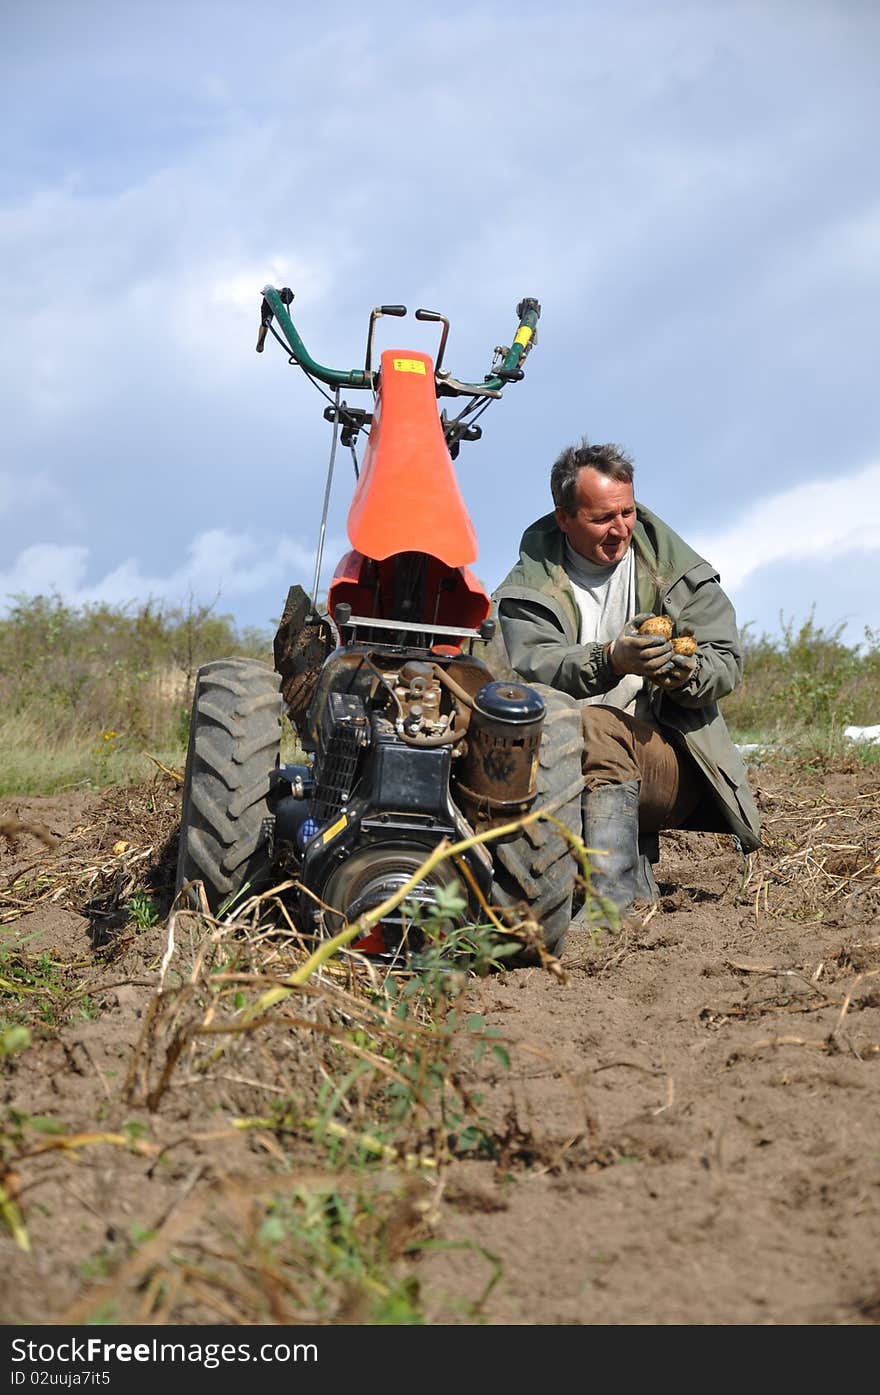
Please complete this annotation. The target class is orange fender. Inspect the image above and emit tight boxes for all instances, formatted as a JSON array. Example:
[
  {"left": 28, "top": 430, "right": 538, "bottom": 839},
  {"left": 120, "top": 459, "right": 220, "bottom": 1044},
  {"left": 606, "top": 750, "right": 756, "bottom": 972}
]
[
  {"left": 346, "top": 349, "right": 478, "bottom": 567},
  {"left": 327, "top": 550, "right": 489, "bottom": 631}
]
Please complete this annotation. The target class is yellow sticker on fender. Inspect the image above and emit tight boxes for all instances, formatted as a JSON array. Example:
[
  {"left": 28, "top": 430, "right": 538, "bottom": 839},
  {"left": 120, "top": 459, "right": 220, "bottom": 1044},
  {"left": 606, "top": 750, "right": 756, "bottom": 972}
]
[
  {"left": 321, "top": 813, "right": 348, "bottom": 845},
  {"left": 393, "top": 358, "right": 426, "bottom": 374},
  {"left": 513, "top": 326, "right": 533, "bottom": 347}
]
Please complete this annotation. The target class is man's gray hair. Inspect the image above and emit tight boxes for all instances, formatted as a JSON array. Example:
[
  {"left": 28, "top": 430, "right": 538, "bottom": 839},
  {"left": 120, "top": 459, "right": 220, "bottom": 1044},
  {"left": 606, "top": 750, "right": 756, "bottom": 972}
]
[{"left": 551, "top": 438, "right": 635, "bottom": 515}]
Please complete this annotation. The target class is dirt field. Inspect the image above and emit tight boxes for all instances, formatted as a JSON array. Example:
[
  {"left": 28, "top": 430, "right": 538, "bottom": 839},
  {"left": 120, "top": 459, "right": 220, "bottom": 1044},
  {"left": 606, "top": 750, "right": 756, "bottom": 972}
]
[{"left": 1, "top": 755, "right": 879, "bottom": 1327}]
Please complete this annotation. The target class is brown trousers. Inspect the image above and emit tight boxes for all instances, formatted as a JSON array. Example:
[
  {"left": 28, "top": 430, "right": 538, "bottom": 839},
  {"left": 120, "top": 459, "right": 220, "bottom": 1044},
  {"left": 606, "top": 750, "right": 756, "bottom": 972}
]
[{"left": 581, "top": 706, "right": 702, "bottom": 833}]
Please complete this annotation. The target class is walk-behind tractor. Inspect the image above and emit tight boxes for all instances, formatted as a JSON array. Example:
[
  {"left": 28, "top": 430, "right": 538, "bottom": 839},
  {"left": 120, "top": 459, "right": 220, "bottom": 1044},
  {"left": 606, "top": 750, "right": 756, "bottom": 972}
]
[{"left": 175, "top": 289, "right": 586, "bottom": 960}]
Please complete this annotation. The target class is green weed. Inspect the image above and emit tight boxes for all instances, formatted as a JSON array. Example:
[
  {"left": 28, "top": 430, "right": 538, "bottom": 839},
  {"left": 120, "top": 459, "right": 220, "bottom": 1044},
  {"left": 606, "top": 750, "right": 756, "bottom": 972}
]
[
  {"left": 0, "top": 1025, "right": 31, "bottom": 1060},
  {"left": 0, "top": 594, "right": 271, "bottom": 794},
  {"left": 0, "top": 945, "right": 103, "bottom": 1032},
  {"left": 307, "top": 896, "right": 516, "bottom": 1166},
  {"left": 256, "top": 1187, "right": 426, "bottom": 1323},
  {"left": 723, "top": 609, "right": 880, "bottom": 749},
  {"left": 126, "top": 891, "right": 159, "bottom": 930}
]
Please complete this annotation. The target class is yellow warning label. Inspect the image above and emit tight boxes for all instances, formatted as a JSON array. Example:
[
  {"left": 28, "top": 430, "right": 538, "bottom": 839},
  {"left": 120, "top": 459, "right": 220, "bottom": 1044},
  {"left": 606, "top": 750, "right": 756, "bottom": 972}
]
[
  {"left": 321, "top": 813, "right": 348, "bottom": 846},
  {"left": 393, "top": 358, "right": 426, "bottom": 374},
  {"left": 513, "top": 326, "right": 533, "bottom": 347}
]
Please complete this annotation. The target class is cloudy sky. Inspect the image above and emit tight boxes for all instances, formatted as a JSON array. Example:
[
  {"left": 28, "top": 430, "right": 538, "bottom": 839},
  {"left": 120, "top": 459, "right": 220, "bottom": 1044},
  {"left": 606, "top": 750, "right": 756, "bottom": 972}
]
[{"left": 2, "top": 0, "right": 878, "bottom": 648}]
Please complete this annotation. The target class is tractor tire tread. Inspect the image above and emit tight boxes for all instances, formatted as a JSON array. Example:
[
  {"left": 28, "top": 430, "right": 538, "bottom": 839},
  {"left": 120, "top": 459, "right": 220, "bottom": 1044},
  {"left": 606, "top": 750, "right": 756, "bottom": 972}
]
[
  {"left": 491, "top": 684, "right": 584, "bottom": 957},
  {"left": 175, "top": 658, "right": 282, "bottom": 912}
]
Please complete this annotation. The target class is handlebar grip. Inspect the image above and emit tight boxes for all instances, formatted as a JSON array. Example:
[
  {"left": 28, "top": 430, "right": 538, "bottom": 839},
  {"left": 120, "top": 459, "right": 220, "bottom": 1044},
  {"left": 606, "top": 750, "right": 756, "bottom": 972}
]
[
  {"left": 414, "top": 308, "right": 450, "bottom": 372},
  {"left": 477, "top": 296, "right": 541, "bottom": 389},
  {"left": 379, "top": 305, "right": 407, "bottom": 317},
  {"left": 508, "top": 297, "right": 540, "bottom": 359},
  {"left": 516, "top": 297, "right": 541, "bottom": 322},
  {"left": 262, "top": 284, "right": 373, "bottom": 388},
  {"left": 256, "top": 294, "right": 275, "bottom": 353}
]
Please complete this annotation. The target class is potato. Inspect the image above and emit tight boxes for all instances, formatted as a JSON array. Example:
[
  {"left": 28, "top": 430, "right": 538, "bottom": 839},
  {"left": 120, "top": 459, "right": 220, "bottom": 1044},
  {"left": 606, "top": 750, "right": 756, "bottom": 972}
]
[
  {"left": 639, "top": 618, "right": 698, "bottom": 686},
  {"left": 638, "top": 614, "right": 673, "bottom": 640}
]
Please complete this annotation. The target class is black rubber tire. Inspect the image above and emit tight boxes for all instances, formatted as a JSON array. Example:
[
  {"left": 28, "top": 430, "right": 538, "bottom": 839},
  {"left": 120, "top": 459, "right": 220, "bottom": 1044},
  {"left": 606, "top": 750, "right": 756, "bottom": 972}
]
[
  {"left": 175, "top": 658, "right": 282, "bottom": 913},
  {"left": 490, "top": 684, "right": 584, "bottom": 957}
]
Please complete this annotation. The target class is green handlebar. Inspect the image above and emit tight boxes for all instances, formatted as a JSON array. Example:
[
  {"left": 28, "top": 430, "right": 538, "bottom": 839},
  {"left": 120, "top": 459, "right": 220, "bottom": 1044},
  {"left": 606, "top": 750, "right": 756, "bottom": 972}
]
[
  {"left": 261, "top": 285, "right": 540, "bottom": 396},
  {"left": 457, "top": 296, "right": 541, "bottom": 394},
  {"left": 262, "top": 286, "right": 373, "bottom": 388},
  {"left": 432, "top": 297, "right": 540, "bottom": 397}
]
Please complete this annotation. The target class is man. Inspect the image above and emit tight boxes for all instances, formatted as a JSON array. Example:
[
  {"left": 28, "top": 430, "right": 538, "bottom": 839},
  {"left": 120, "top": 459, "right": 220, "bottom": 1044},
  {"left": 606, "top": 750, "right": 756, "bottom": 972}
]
[{"left": 493, "top": 438, "right": 761, "bottom": 917}]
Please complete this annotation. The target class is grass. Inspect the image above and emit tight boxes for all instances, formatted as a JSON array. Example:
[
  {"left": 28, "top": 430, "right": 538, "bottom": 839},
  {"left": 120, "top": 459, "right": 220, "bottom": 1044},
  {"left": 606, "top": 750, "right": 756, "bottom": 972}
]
[
  {"left": 0, "top": 941, "right": 90, "bottom": 1032},
  {"left": 0, "top": 709, "right": 187, "bottom": 796},
  {"left": 126, "top": 891, "right": 159, "bottom": 929},
  {"left": 721, "top": 610, "right": 880, "bottom": 747},
  {"left": 0, "top": 595, "right": 271, "bottom": 793},
  {"left": 0, "top": 596, "right": 308, "bottom": 793},
  {"left": 2, "top": 597, "right": 879, "bottom": 796}
]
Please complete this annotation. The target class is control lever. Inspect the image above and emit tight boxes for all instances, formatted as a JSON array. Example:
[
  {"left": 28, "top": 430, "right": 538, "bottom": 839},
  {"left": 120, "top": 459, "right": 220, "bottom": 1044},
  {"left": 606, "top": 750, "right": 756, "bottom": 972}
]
[
  {"left": 256, "top": 288, "right": 294, "bottom": 353},
  {"left": 256, "top": 295, "right": 273, "bottom": 353},
  {"left": 365, "top": 305, "right": 408, "bottom": 374},
  {"left": 414, "top": 308, "right": 450, "bottom": 373}
]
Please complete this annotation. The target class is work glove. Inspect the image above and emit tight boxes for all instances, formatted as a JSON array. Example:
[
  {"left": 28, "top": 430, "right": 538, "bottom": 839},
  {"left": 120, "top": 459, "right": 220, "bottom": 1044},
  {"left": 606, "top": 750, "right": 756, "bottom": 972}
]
[
  {"left": 608, "top": 612, "right": 674, "bottom": 679},
  {"left": 655, "top": 650, "right": 698, "bottom": 690},
  {"left": 655, "top": 629, "right": 699, "bottom": 690}
]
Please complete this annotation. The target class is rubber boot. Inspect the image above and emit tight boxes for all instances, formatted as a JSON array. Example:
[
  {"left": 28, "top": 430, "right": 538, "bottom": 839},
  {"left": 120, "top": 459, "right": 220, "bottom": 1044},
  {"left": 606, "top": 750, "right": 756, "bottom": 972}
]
[
  {"left": 637, "top": 831, "right": 661, "bottom": 902},
  {"left": 581, "top": 779, "right": 658, "bottom": 920}
]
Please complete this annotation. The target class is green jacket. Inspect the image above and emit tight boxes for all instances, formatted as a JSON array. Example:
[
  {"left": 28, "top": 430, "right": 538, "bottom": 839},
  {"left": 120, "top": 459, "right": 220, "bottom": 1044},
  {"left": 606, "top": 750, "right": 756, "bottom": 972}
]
[{"left": 492, "top": 504, "right": 762, "bottom": 852}]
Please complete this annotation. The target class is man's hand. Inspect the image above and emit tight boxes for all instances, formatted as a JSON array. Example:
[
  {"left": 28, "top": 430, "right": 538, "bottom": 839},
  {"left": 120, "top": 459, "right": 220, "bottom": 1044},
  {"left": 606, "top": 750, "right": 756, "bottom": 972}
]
[
  {"left": 656, "top": 651, "right": 698, "bottom": 690},
  {"left": 609, "top": 612, "right": 674, "bottom": 679}
]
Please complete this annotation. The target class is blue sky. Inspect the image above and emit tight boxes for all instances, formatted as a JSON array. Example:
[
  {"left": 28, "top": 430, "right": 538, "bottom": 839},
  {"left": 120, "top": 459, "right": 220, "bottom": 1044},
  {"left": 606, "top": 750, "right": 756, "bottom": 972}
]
[{"left": 2, "top": 0, "right": 879, "bottom": 648}]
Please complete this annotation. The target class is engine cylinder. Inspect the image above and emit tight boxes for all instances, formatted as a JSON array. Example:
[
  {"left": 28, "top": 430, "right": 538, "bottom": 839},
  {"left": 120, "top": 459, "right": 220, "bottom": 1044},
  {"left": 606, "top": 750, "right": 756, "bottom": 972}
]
[{"left": 455, "top": 680, "right": 545, "bottom": 831}]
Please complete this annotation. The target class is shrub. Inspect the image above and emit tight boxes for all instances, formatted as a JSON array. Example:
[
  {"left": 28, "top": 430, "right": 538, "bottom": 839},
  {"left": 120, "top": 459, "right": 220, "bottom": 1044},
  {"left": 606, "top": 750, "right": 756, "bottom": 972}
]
[
  {"left": 0, "top": 594, "right": 272, "bottom": 792},
  {"left": 723, "top": 609, "right": 880, "bottom": 741}
]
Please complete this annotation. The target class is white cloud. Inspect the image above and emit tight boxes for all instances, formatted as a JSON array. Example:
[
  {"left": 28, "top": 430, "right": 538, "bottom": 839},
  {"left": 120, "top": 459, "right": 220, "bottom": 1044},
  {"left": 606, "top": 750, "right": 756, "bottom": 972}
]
[
  {"left": 0, "top": 528, "right": 346, "bottom": 620},
  {"left": 0, "top": 543, "right": 91, "bottom": 599},
  {"left": 693, "top": 459, "right": 880, "bottom": 589}
]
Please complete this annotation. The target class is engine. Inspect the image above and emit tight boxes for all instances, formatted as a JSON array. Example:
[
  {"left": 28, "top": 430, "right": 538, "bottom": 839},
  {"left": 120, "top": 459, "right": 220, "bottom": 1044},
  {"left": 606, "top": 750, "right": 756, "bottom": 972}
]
[{"left": 271, "top": 645, "right": 546, "bottom": 956}]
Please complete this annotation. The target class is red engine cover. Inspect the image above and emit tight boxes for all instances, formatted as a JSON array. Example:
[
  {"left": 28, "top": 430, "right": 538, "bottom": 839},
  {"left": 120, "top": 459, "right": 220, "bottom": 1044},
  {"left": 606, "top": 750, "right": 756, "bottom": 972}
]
[
  {"left": 327, "top": 348, "right": 490, "bottom": 631},
  {"left": 347, "top": 349, "right": 479, "bottom": 566}
]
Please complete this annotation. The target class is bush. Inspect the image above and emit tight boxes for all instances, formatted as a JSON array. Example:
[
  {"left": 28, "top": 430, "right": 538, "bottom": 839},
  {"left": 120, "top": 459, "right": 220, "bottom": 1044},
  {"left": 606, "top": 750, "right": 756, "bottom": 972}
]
[
  {"left": 0, "top": 595, "right": 273, "bottom": 793},
  {"left": 2, "top": 596, "right": 877, "bottom": 793},
  {"left": 722, "top": 609, "right": 880, "bottom": 742}
]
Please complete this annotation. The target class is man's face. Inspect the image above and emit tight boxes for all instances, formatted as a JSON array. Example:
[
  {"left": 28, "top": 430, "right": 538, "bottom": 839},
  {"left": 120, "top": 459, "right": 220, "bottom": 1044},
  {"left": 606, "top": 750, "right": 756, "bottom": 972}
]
[{"left": 555, "top": 467, "right": 636, "bottom": 565}]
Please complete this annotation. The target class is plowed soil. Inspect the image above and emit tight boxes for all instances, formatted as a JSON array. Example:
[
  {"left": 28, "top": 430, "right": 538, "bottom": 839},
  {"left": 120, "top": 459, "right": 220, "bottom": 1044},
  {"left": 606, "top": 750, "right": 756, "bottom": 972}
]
[{"left": 1, "top": 756, "right": 879, "bottom": 1327}]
